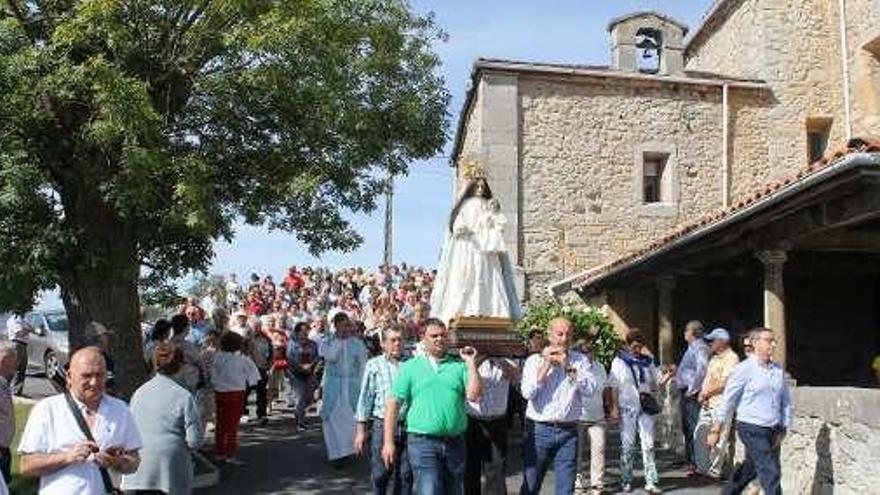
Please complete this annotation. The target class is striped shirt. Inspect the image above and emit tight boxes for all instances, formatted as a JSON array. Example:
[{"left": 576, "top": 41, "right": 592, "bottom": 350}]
[
  {"left": 355, "top": 354, "right": 403, "bottom": 421},
  {"left": 521, "top": 350, "right": 599, "bottom": 423}
]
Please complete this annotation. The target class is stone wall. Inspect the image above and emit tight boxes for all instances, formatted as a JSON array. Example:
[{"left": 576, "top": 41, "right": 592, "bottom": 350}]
[
  {"left": 846, "top": 0, "right": 880, "bottom": 135},
  {"left": 781, "top": 387, "right": 880, "bottom": 494},
  {"left": 517, "top": 75, "right": 730, "bottom": 296},
  {"left": 686, "top": 0, "right": 765, "bottom": 80},
  {"left": 685, "top": 0, "right": 871, "bottom": 202}
]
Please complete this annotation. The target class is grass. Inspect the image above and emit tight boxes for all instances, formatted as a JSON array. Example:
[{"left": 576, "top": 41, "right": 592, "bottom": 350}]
[{"left": 10, "top": 402, "right": 37, "bottom": 495}]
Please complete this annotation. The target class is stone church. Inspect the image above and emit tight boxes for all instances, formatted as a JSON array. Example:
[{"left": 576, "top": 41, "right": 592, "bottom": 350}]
[
  {"left": 451, "top": 1, "right": 879, "bottom": 385},
  {"left": 451, "top": 4, "right": 880, "bottom": 488}
]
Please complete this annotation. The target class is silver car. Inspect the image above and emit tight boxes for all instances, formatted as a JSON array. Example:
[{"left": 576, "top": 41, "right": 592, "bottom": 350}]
[{"left": 22, "top": 309, "right": 70, "bottom": 380}]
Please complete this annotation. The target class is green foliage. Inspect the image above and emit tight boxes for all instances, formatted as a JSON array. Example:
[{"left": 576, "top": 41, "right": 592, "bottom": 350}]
[
  {"left": 517, "top": 298, "right": 622, "bottom": 367},
  {"left": 0, "top": 0, "right": 450, "bottom": 310}
]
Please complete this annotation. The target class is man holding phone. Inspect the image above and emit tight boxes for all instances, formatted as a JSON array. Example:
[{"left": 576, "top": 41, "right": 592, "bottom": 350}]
[
  {"left": 382, "top": 318, "right": 482, "bottom": 495},
  {"left": 18, "top": 347, "right": 142, "bottom": 494},
  {"left": 520, "top": 318, "right": 600, "bottom": 495}
]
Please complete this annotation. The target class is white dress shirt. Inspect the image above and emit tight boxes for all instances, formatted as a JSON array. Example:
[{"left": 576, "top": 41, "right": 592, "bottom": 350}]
[
  {"left": 467, "top": 358, "right": 515, "bottom": 419},
  {"left": 521, "top": 350, "right": 599, "bottom": 423},
  {"left": 608, "top": 356, "right": 659, "bottom": 412},
  {"left": 18, "top": 394, "right": 143, "bottom": 495},
  {"left": 211, "top": 351, "right": 260, "bottom": 392}
]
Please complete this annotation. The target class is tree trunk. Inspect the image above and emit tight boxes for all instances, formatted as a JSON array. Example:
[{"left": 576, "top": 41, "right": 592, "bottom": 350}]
[
  {"left": 59, "top": 255, "right": 148, "bottom": 399},
  {"left": 52, "top": 162, "right": 150, "bottom": 399}
]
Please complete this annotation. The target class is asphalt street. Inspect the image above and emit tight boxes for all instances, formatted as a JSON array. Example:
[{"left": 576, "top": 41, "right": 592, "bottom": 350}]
[
  {"left": 196, "top": 401, "right": 724, "bottom": 495},
  {"left": 18, "top": 374, "right": 724, "bottom": 494}
]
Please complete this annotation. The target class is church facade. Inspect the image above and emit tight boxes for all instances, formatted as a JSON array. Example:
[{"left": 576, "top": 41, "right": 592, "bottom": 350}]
[{"left": 451, "top": 1, "right": 880, "bottom": 385}]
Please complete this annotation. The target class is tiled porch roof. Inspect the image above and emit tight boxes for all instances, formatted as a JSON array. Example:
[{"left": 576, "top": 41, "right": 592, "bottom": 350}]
[{"left": 550, "top": 137, "right": 880, "bottom": 295}]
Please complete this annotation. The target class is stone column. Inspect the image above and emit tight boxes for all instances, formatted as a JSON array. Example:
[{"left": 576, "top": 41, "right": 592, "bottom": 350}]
[
  {"left": 756, "top": 250, "right": 788, "bottom": 371},
  {"left": 656, "top": 275, "right": 676, "bottom": 365}
]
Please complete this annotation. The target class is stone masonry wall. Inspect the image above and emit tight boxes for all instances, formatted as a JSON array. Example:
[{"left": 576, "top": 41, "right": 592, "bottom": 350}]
[
  {"left": 781, "top": 387, "right": 880, "bottom": 494},
  {"left": 846, "top": 0, "right": 880, "bottom": 135},
  {"left": 518, "top": 75, "right": 729, "bottom": 296},
  {"left": 686, "top": 0, "right": 860, "bottom": 203},
  {"left": 686, "top": 0, "right": 765, "bottom": 80}
]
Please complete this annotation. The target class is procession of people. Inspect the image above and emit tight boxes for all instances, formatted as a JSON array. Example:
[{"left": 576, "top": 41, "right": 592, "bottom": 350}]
[
  {"left": 5, "top": 178, "right": 795, "bottom": 495},
  {"left": 5, "top": 302, "right": 792, "bottom": 495}
]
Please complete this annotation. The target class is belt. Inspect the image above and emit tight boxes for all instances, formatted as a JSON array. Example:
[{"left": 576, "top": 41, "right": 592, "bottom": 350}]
[
  {"left": 409, "top": 432, "right": 460, "bottom": 441},
  {"left": 531, "top": 419, "right": 578, "bottom": 428}
]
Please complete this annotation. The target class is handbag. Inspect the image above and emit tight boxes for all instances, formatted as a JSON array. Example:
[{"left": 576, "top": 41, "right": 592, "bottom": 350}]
[
  {"left": 626, "top": 362, "right": 663, "bottom": 416},
  {"left": 62, "top": 392, "right": 122, "bottom": 495}
]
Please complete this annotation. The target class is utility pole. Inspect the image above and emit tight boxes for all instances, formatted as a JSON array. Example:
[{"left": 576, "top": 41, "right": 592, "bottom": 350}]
[{"left": 383, "top": 172, "right": 394, "bottom": 266}]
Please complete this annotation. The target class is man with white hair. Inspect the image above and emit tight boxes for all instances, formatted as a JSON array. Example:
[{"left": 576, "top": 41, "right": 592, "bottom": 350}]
[
  {"left": 5, "top": 314, "right": 31, "bottom": 396},
  {"left": 0, "top": 343, "right": 17, "bottom": 484},
  {"left": 708, "top": 327, "right": 791, "bottom": 494}
]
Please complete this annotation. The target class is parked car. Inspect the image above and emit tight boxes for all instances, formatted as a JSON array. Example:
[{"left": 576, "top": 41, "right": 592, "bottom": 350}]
[{"left": 0, "top": 309, "right": 71, "bottom": 380}]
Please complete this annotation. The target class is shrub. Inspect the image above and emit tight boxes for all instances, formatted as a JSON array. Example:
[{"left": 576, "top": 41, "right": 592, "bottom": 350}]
[{"left": 517, "top": 299, "right": 622, "bottom": 367}]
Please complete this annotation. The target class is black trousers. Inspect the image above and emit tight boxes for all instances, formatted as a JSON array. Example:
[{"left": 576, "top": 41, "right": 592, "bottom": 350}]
[
  {"left": 11, "top": 342, "right": 27, "bottom": 396},
  {"left": 464, "top": 416, "right": 508, "bottom": 495},
  {"left": 0, "top": 446, "right": 11, "bottom": 483},
  {"left": 243, "top": 368, "right": 269, "bottom": 418}
]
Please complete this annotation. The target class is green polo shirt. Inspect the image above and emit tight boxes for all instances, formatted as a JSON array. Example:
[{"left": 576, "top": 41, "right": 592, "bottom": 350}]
[{"left": 392, "top": 355, "right": 468, "bottom": 437}]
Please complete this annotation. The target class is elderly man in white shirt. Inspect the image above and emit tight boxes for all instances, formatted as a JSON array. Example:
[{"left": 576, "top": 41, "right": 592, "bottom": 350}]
[
  {"left": 464, "top": 354, "right": 519, "bottom": 495},
  {"left": 18, "top": 347, "right": 142, "bottom": 495},
  {"left": 520, "top": 318, "right": 600, "bottom": 495},
  {"left": 574, "top": 340, "right": 609, "bottom": 495}
]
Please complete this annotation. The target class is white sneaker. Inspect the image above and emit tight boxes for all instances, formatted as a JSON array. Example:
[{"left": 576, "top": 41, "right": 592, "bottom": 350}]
[
  {"left": 574, "top": 474, "right": 588, "bottom": 492},
  {"left": 644, "top": 484, "right": 662, "bottom": 494},
  {"left": 621, "top": 483, "right": 632, "bottom": 493},
  {"left": 239, "top": 415, "right": 250, "bottom": 425}
]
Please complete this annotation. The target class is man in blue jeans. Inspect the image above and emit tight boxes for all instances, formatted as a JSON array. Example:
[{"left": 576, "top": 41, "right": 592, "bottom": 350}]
[
  {"left": 520, "top": 318, "right": 600, "bottom": 495},
  {"left": 354, "top": 325, "right": 412, "bottom": 494},
  {"left": 382, "top": 319, "right": 482, "bottom": 495},
  {"left": 708, "top": 327, "right": 791, "bottom": 495}
]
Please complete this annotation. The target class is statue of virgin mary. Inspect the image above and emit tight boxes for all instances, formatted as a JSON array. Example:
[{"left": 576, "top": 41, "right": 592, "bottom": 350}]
[{"left": 430, "top": 174, "right": 522, "bottom": 325}]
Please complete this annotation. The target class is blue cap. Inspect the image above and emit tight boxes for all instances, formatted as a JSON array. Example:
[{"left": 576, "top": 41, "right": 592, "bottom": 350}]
[{"left": 705, "top": 328, "right": 731, "bottom": 342}]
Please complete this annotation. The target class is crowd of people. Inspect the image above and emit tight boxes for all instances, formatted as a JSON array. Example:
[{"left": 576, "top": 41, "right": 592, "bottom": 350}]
[{"left": 0, "top": 262, "right": 797, "bottom": 495}]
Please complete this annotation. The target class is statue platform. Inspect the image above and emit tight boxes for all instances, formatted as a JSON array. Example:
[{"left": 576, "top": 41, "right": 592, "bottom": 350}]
[{"left": 449, "top": 316, "right": 526, "bottom": 357}]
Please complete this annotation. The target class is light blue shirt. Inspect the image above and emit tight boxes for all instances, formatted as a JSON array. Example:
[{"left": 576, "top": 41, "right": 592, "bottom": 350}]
[
  {"left": 521, "top": 351, "right": 599, "bottom": 423},
  {"left": 355, "top": 355, "right": 403, "bottom": 421},
  {"left": 713, "top": 356, "right": 792, "bottom": 428},
  {"left": 675, "top": 338, "right": 710, "bottom": 396}
]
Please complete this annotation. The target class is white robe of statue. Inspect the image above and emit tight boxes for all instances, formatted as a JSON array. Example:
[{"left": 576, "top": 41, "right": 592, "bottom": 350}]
[{"left": 430, "top": 195, "right": 521, "bottom": 324}]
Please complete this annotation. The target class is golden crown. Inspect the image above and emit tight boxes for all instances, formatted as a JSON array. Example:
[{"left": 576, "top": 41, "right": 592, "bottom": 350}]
[{"left": 459, "top": 156, "right": 487, "bottom": 180}]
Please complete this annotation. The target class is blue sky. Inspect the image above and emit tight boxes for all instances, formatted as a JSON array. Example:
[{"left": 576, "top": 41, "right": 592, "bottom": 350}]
[
  {"left": 36, "top": 0, "right": 715, "bottom": 309},
  {"left": 209, "top": 0, "right": 715, "bottom": 279}
]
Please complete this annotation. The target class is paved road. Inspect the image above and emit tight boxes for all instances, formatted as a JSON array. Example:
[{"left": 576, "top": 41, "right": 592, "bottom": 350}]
[
  {"left": 18, "top": 369, "right": 59, "bottom": 400},
  {"left": 196, "top": 402, "right": 724, "bottom": 495},
  {"left": 19, "top": 374, "right": 723, "bottom": 494}
]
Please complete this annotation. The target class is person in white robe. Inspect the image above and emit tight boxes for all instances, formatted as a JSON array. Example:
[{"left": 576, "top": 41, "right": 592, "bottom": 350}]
[
  {"left": 430, "top": 177, "right": 521, "bottom": 324},
  {"left": 319, "top": 314, "right": 368, "bottom": 461}
]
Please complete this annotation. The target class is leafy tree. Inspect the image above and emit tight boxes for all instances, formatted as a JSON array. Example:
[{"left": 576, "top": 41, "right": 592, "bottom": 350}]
[{"left": 0, "top": 0, "right": 449, "bottom": 396}]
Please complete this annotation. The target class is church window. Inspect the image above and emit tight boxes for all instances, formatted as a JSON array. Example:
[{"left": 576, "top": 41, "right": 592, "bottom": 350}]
[
  {"left": 806, "top": 117, "right": 832, "bottom": 164},
  {"left": 642, "top": 153, "right": 670, "bottom": 203}
]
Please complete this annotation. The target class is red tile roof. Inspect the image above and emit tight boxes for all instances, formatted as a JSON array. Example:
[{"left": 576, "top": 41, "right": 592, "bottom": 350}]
[{"left": 559, "top": 137, "right": 880, "bottom": 292}]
